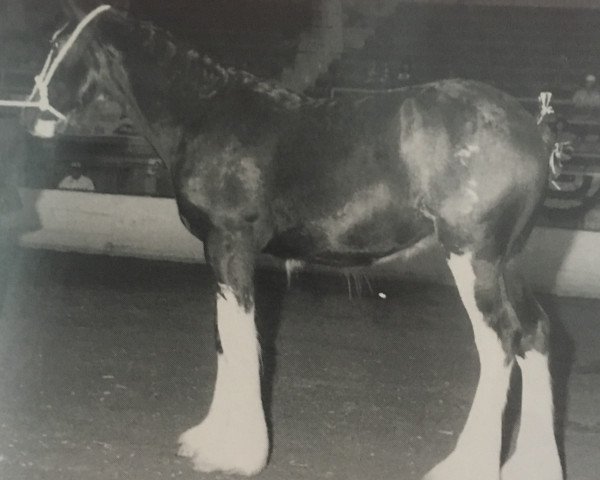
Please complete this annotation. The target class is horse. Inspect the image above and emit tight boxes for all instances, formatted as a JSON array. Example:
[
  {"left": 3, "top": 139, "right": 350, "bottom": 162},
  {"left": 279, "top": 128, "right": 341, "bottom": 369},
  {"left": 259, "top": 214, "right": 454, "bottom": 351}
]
[{"left": 21, "top": 2, "right": 564, "bottom": 479}]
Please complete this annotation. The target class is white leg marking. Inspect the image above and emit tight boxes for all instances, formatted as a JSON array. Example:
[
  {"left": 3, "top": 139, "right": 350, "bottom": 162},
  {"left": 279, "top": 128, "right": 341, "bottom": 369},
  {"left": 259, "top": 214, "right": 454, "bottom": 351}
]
[
  {"left": 501, "top": 351, "right": 563, "bottom": 480},
  {"left": 425, "top": 253, "right": 512, "bottom": 480},
  {"left": 178, "top": 284, "right": 268, "bottom": 476}
]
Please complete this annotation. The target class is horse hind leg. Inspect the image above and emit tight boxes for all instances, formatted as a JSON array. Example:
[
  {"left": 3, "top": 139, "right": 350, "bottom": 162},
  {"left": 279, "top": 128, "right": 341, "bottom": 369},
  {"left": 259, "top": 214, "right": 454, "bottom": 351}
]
[
  {"left": 178, "top": 229, "right": 268, "bottom": 476},
  {"left": 425, "top": 251, "right": 514, "bottom": 480},
  {"left": 500, "top": 277, "right": 563, "bottom": 480},
  {"left": 424, "top": 248, "right": 563, "bottom": 480}
]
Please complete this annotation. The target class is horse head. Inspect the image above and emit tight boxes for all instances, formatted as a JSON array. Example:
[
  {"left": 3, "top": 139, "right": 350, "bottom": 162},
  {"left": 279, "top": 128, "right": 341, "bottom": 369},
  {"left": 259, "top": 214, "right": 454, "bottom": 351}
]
[{"left": 21, "top": 1, "right": 126, "bottom": 138}]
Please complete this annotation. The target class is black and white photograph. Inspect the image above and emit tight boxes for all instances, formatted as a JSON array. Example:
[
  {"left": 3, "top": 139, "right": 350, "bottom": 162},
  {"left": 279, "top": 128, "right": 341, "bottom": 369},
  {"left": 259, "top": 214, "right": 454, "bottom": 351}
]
[{"left": 1, "top": 0, "right": 599, "bottom": 479}]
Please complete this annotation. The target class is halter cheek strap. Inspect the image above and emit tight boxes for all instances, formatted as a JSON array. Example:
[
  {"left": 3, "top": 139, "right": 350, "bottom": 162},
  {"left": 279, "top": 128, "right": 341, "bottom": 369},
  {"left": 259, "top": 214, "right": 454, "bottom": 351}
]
[{"left": 0, "top": 4, "right": 111, "bottom": 120}]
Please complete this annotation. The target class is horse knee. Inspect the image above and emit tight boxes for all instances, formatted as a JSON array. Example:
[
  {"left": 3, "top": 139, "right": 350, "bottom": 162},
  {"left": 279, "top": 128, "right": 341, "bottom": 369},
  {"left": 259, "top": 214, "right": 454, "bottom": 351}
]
[
  {"left": 470, "top": 259, "right": 521, "bottom": 358},
  {"left": 205, "top": 228, "right": 256, "bottom": 309},
  {"left": 472, "top": 260, "right": 549, "bottom": 359}
]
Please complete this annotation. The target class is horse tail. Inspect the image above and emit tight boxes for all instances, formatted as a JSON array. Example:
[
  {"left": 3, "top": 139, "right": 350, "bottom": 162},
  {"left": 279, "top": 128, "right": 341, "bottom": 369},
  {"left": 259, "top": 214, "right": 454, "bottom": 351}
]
[{"left": 538, "top": 121, "right": 554, "bottom": 156}]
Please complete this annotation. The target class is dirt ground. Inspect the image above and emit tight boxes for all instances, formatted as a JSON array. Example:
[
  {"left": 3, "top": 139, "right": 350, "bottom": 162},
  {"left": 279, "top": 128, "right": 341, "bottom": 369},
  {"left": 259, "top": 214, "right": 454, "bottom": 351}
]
[{"left": 0, "top": 249, "right": 598, "bottom": 480}]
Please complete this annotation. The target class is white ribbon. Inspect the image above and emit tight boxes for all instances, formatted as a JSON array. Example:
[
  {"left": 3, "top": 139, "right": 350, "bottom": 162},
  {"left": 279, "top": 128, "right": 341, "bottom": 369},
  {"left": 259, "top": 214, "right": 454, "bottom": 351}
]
[
  {"left": 549, "top": 142, "right": 563, "bottom": 177},
  {"left": 548, "top": 141, "right": 572, "bottom": 191},
  {"left": 0, "top": 5, "right": 111, "bottom": 120},
  {"left": 537, "top": 91, "right": 554, "bottom": 125}
]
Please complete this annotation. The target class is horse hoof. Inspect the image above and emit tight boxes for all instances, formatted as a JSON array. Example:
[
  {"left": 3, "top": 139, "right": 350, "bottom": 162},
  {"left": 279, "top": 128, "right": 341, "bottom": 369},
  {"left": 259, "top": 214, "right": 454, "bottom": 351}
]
[
  {"left": 178, "top": 418, "right": 268, "bottom": 476},
  {"left": 423, "top": 453, "right": 500, "bottom": 480},
  {"left": 501, "top": 452, "right": 563, "bottom": 480}
]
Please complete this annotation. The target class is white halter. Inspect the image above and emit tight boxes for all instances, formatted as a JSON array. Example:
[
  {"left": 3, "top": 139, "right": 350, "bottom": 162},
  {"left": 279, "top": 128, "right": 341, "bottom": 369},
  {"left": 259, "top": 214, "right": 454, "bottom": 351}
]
[{"left": 0, "top": 5, "right": 111, "bottom": 120}]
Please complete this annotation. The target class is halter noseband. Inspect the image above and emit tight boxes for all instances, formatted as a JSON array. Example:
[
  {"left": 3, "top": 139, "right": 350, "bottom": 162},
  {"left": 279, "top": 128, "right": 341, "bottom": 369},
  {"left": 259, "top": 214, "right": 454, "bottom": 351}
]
[{"left": 0, "top": 4, "right": 111, "bottom": 120}]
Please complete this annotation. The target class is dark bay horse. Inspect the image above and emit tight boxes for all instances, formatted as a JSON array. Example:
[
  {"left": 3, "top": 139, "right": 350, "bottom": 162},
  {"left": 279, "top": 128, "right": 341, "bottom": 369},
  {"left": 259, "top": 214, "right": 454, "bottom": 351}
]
[{"left": 21, "top": 3, "right": 564, "bottom": 479}]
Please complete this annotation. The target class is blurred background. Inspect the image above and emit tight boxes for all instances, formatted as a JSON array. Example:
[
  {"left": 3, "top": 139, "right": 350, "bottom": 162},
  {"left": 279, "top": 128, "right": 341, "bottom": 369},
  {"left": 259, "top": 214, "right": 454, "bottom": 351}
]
[{"left": 1, "top": 0, "right": 600, "bottom": 230}]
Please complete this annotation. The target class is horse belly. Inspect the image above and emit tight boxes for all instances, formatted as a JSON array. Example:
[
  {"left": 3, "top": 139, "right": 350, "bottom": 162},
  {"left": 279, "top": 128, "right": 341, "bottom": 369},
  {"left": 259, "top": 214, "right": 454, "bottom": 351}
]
[{"left": 265, "top": 204, "right": 432, "bottom": 267}]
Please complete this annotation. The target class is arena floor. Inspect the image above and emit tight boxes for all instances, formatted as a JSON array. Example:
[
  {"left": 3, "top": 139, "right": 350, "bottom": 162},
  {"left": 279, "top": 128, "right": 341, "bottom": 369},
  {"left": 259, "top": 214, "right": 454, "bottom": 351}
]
[{"left": 0, "top": 250, "right": 598, "bottom": 480}]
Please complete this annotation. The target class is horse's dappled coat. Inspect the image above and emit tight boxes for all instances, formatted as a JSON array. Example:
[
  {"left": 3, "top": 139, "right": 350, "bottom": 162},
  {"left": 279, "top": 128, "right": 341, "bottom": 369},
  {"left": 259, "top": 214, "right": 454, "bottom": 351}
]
[{"left": 21, "top": 3, "right": 564, "bottom": 479}]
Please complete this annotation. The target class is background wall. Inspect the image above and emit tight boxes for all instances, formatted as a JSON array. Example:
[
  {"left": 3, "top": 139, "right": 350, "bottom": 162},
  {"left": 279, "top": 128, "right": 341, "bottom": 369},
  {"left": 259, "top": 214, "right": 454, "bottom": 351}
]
[
  {"left": 11, "top": 189, "right": 600, "bottom": 299},
  {"left": 348, "top": 0, "right": 600, "bottom": 10}
]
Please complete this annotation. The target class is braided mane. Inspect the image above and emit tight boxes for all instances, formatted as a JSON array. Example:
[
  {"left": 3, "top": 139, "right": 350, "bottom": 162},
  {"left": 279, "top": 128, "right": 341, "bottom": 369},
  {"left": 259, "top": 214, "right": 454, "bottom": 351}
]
[{"left": 110, "top": 14, "right": 318, "bottom": 111}]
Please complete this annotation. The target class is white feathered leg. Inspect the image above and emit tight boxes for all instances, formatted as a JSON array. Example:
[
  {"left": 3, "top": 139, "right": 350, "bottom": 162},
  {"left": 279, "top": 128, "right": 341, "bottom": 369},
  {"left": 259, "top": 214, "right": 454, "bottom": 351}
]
[
  {"left": 501, "top": 350, "right": 563, "bottom": 480},
  {"left": 178, "top": 284, "right": 268, "bottom": 476},
  {"left": 425, "top": 253, "right": 512, "bottom": 480}
]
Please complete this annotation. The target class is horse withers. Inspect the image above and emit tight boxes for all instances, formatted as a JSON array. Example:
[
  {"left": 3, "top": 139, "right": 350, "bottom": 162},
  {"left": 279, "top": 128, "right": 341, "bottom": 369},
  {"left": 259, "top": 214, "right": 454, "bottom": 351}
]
[{"left": 21, "top": 2, "right": 564, "bottom": 479}]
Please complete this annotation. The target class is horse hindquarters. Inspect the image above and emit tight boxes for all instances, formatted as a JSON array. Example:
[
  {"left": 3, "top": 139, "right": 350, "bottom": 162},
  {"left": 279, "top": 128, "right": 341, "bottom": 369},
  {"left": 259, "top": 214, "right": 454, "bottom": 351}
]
[{"left": 178, "top": 228, "right": 269, "bottom": 476}]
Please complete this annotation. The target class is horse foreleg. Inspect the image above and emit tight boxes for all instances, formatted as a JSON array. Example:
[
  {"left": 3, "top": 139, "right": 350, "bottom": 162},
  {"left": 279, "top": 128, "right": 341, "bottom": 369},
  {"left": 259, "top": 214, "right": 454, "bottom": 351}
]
[
  {"left": 178, "top": 230, "right": 268, "bottom": 476},
  {"left": 425, "top": 252, "right": 513, "bottom": 480}
]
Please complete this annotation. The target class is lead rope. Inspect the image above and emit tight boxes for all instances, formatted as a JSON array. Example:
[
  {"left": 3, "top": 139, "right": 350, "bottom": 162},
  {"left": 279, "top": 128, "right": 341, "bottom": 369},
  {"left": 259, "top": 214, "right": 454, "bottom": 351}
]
[{"left": 0, "top": 5, "right": 111, "bottom": 120}]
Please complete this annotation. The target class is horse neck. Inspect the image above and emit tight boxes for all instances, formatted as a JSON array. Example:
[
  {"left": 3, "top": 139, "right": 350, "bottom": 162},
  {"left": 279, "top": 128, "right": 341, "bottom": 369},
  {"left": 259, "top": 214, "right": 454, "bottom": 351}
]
[
  {"left": 96, "top": 16, "right": 257, "bottom": 123},
  {"left": 93, "top": 16, "right": 224, "bottom": 159},
  {"left": 94, "top": 14, "right": 308, "bottom": 165}
]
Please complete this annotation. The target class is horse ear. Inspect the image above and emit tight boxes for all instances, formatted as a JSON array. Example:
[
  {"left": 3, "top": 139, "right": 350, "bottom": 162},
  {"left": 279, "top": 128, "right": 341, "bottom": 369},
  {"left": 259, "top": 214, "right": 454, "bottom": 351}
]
[
  {"left": 112, "top": 0, "right": 130, "bottom": 13},
  {"left": 62, "top": 0, "right": 126, "bottom": 21},
  {"left": 61, "top": 0, "right": 102, "bottom": 20}
]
